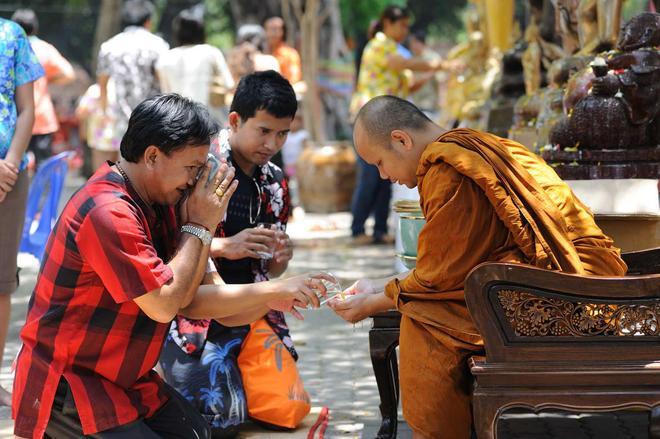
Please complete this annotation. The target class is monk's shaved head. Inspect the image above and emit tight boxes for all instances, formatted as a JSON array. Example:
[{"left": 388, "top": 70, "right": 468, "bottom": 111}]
[{"left": 355, "top": 95, "right": 432, "bottom": 147}]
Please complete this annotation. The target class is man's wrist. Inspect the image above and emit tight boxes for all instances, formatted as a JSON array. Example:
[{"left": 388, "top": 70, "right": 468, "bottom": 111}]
[
  {"left": 366, "top": 279, "right": 384, "bottom": 294},
  {"left": 212, "top": 236, "right": 234, "bottom": 259},
  {"left": 186, "top": 221, "right": 212, "bottom": 233},
  {"left": 261, "top": 280, "right": 284, "bottom": 300},
  {"left": 181, "top": 223, "right": 213, "bottom": 246}
]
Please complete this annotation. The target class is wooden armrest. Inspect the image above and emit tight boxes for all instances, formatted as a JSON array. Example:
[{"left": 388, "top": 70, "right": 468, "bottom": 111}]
[
  {"left": 466, "top": 262, "right": 660, "bottom": 302},
  {"left": 464, "top": 262, "right": 660, "bottom": 363}
]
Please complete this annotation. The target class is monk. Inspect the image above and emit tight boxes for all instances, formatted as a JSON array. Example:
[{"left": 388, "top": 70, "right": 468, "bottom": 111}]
[{"left": 329, "top": 95, "right": 627, "bottom": 439}]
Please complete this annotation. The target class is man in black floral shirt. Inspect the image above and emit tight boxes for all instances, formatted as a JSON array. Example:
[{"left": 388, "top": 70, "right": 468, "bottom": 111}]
[{"left": 160, "top": 71, "right": 301, "bottom": 437}]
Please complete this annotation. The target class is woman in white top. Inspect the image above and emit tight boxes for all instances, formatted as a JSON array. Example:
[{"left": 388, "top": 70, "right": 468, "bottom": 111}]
[{"left": 157, "top": 6, "right": 234, "bottom": 121}]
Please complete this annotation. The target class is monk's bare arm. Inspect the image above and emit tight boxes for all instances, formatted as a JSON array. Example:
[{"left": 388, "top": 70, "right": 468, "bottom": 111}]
[
  {"left": 371, "top": 292, "right": 395, "bottom": 312},
  {"left": 367, "top": 271, "right": 411, "bottom": 294}
]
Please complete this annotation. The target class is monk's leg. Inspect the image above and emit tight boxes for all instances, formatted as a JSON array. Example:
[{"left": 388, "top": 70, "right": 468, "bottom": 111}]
[{"left": 399, "top": 316, "right": 477, "bottom": 439}]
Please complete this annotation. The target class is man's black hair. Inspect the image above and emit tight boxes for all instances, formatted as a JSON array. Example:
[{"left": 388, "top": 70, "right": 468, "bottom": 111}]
[
  {"left": 11, "top": 9, "right": 38, "bottom": 36},
  {"left": 230, "top": 70, "right": 297, "bottom": 121},
  {"left": 121, "top": 0, "right": 155, "bottom": 27},
  {"left": 173, "top": 6, "right": 205, "bottom": 46},
  {"left": 355, "top": 95, "right": 432, "bottom": 146},
  {"left": 121, "top": 94, "right": 219, "bottom": 163}
]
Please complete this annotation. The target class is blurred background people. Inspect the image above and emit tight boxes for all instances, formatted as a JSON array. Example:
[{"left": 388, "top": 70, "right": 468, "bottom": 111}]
[
  {"left": 75, "top": 79, "right": 121, "bottom": 172},
  {"left": 281, "top": 109, "right": 309, "bottom": 209},
  {"left": 96, "top": 0, "right": 168, "bottom": 169},
  {"left": 11, "top": 8, "right": 75, "bottom": 169},
  {"left": 408, "top": 28, "right": 442, "bottom": 121},
  {"left": 281, "top": 110, "right": 308, "bottom": 180},
  {"left": 157, "top": 5, "right": 234, "bottom": 124},
  {"left": 349, "top": 5, "right": 447, "bottom": 245},
  {"left": 227, "top": 23, "right": 284, "bottom": 168},
  {"left": 0, "top": 16, "right": 43, "bottom": 406},
  {"left": 227, "top": 24, "right": 280, "bottom": 85},
  {"left": 263, "top": 16, "right": 302, "bottom": 86}
]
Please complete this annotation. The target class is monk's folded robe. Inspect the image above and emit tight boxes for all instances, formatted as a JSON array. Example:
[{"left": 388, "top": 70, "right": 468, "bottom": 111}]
[{"left": 384, "top": 128, "right": 626, "bottom": 438}]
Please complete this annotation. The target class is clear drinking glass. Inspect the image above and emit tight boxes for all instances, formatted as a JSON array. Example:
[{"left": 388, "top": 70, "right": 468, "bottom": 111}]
[
  {"left": 319, "top": 272, "right": 344, "bottom": 305},
  {"left": 255, "top": 222, "right": 276, "bottom": 259}
]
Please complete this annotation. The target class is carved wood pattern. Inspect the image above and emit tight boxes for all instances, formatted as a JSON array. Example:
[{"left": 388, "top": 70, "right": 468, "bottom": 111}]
[{"left": 497, "top": 289, "right": 660, "bottom": 337}]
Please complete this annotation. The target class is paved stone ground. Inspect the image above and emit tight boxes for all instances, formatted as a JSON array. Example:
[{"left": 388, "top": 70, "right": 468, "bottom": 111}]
[{"left": 0, "top": 172, "right": 411, "bottom": 438}]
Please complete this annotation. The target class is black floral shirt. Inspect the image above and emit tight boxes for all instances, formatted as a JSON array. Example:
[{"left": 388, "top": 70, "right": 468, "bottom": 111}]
[{"left": 170, "top": 129, "right": 295, "bottom": 358}]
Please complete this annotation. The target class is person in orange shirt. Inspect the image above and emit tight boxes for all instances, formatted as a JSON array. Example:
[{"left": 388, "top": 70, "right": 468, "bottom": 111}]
[
  {"left": 329, "top": 95, "right": 626, "bottom": 438},
  {"left": 263, "top": 16, "right": 302, "bottom": 85},
  {"left": 11, "top": 9, "right": 75, "bottom": 167}
]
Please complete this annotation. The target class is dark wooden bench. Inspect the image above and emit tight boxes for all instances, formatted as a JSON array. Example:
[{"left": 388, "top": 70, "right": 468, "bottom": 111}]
[{"left": 368, "top": 248, "right": 660, "bottom": 439}]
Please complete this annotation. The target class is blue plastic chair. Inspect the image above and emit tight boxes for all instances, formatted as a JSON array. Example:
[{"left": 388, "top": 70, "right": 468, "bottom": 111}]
[{"left": 19, "top": 151, "right": 74, "bottom": 260}]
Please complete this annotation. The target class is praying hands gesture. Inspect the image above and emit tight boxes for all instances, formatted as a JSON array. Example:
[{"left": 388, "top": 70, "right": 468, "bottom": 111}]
[{"left": 181, "top": 163, "right": 238, "bottom": 232}]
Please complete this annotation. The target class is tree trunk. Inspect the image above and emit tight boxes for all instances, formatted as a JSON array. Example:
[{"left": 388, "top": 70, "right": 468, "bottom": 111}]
[
  {"left": 281, "top": 1, "right": 298, "bottom": 47},
  {"left": 92, "top": 0, "right": 123, "bottom": 74},
  {"left": 299, "top": 0, "right": 325, "bottom": 141},
  {"left": 281, "top": 0, "right": 351, "bottom": 141},
  {"left": 325, "top": 0, "right": 349, "bottom": 60}
]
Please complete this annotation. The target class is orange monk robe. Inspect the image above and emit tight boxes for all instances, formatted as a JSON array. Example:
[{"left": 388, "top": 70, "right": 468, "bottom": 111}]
[{"left": 384, "top": 128, "right": 626, "bottom": 438}]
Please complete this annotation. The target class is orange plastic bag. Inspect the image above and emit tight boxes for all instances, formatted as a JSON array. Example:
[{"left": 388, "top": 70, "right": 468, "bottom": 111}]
[{"left": 237, "top": 318, "right": 311, "bottom": 428}]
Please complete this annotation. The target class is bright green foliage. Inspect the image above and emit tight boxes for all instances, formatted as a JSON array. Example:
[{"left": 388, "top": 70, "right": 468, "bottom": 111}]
[
  {"left": 204, "top": 0, "right": 235, "bottom": 50},
  {"left": 339, "top": 0, "right": 467, "bottom": 43}
]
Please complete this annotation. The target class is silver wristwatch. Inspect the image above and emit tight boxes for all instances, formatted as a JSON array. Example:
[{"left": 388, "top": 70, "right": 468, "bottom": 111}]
[{"left": 181, "top": 224, "right": 213, "bottom": 246}]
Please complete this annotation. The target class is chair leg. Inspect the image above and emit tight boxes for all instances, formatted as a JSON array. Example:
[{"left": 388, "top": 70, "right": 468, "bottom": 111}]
[
  {"left": 651, "top": 406, "right": 660, "bottom": 439},
  {"left": 369, "top": 329, "right": 399, "bottom": 439},
  {"left": 472, "top": 395, "right": 498, "bottom": 439}
]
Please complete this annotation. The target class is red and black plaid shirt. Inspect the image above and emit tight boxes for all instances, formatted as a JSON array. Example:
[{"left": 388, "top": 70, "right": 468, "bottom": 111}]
[{"left": 13, "top": 163, "right": 179, "bottom": 438}]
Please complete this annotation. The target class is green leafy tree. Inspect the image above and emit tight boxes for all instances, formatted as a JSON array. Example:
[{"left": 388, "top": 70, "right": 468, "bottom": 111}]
[{"left": 339, "top": 0, "right": 467, "bottom": 45}]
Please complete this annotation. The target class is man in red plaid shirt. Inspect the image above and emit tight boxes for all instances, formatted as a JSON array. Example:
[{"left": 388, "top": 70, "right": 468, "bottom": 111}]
[
  {"left": 13, "top": 90, "right": 330, "bottom": 438},
  {"left": 12, "top": 94, "right": 237, "bottom": 438}
]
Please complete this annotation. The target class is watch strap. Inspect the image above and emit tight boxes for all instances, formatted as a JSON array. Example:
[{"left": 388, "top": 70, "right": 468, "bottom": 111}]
[{"left": 181, "top": 223, "right": 213, "bottom": 246}]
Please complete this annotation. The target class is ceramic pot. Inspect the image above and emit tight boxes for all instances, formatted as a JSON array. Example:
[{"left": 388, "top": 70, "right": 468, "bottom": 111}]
[
  {"left": 396, "top": 253, "right": 418, "bottom": 270},
  {"left": 296, "top": 141, "right": 356, "bottom": 213},
  {"left": 399, "top": 214, "right": 425, "bottom": 257}
]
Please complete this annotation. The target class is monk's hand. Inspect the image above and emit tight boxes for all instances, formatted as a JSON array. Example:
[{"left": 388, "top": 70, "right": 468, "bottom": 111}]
[
  {"left": 343, "top": 279, "right": 376, "bottom": 296},
  {"left": 328, "top": 293, "right": 378, "bottom": 324}
]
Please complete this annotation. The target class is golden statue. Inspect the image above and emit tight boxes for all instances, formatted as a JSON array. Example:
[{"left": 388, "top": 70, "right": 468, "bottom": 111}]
[
  {"left": 522, "top": 1, "right": 565, "bottom": 95},
  {"left": 440, "top": 0, "right": 513, "bottom": 129},
  {"left": 577, "top": 0, "right": 622, "bottom": 53},
  {"left": 551, "top": 0, "right": 622, "bottom": 55},
  {"left": 511, "top": 0, "right": 622, "bottom": 150}
]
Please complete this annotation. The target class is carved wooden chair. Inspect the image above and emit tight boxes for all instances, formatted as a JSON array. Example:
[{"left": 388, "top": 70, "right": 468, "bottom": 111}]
[
  {"left": 368, "top": 248, "right": 660, "bottom": 439},
  {"left": 466, "top": 247, "right": 660, "bottom": 438}
]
